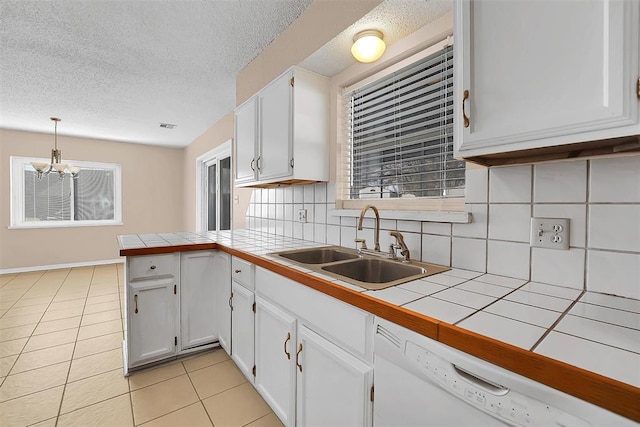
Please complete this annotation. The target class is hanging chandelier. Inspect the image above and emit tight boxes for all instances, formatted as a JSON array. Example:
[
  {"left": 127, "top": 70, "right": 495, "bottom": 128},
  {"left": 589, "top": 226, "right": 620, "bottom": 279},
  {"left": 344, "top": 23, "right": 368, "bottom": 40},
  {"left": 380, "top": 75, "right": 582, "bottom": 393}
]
[{"left": 31, "top": 117, "right": 80, "bottom": 179}]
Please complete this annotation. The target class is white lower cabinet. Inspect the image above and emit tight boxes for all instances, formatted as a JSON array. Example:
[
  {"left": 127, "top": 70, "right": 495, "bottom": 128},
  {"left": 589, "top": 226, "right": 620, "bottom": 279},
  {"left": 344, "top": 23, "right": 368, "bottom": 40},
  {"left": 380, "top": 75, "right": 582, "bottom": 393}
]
[
  {"left": 231, "top": 281, "right": 255, "bottom": 382},
  {"left": 125, "top": 250, "right": 230, "bottom": 370},
  {"left": 128, "top": 276, "right": 178, "bottom": 366},
  {"left": 255, "top": 296, "right": 297, "bottom": 426},
  {"left": 214, "top": 252, "right": 232, "bottom": 354},
  {"left": 253, "top": 267, "right": 374, "bottom": 427},
  {"left": 296, "top": 325, "right": 373, "bottom": 427},
  {"left": 181, "top": 251, "right": 217, "bottom": 350}
]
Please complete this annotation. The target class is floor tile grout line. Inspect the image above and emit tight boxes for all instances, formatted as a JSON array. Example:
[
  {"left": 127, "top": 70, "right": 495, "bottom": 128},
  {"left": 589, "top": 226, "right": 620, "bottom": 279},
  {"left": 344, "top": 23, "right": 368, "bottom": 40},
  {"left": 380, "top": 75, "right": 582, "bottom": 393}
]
[
  {"left": 0, "top": 361, "right": 72, "bottom": 405},
  {"left": 54, "top": 265, "right": 93, "bottom": 427}
]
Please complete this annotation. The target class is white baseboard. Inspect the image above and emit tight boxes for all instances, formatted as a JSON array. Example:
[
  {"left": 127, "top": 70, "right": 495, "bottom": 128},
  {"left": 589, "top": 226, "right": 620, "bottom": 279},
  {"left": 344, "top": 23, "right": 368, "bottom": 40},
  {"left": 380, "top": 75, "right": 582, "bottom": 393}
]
[{"left": 0, "top": 258, "right": 125, "bottom": 275}]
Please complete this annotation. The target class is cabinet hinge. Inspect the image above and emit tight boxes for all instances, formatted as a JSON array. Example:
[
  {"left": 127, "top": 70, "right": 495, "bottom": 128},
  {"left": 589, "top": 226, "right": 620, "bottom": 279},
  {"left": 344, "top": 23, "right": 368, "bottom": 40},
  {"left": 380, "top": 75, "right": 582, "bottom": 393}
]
[
  {"left": 290, "top": 76, "right": 294, "bottom": 87},
  {"left": 252, "top": 365, "right": 256, "bottom": 376},
  {"left": 290, "top": 158, "right": 294, "bottom": 169},
  {"left": 174, "top": 336, "right": 178, "bottom": 346},
  {"left": 252, "top": 302, "right": 256, "bottom": 313},
  {"left": 370, "top": 385, "right": 374, "bottom": 402},
  {"left": 173, "top": 285, "right": 177, "bottom": 295}
]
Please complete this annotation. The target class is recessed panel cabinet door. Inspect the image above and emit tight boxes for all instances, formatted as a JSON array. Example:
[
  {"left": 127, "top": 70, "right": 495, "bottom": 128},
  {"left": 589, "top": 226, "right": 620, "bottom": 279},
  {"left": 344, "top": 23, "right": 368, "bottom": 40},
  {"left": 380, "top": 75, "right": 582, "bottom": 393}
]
[
  {"left": 231, "top": 282, "right": 255, "bottom": 382},
  {"left": 181, "top": 251, "right": 217, "bottom": 350},
  {"left": 258, "top": 72, "right": 293, "bottom": 181},
  {"left": 128, "top": 277, "right": 177, "bottom": 367},
  {"left": 296, "top": 325, "right": 373, "bottom": 427},
  {"left": 255, "top": 296, "right": 296, "bottom": 426},
  {"left": 455, "top": 0, "right": 640, "bottom": 155},
  {"left": 235, "top": 97, "right": 258, "bottom": 184},
  {"left": 214, "top": 252, "right": 232, "bottom": 354}
]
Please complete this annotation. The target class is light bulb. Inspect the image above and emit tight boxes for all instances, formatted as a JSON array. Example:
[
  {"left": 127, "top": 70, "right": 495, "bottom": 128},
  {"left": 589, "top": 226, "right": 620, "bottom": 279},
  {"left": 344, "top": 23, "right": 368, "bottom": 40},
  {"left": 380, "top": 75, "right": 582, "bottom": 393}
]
[{"left": 351, "top": 30, "right": 386, "bottom": 63}]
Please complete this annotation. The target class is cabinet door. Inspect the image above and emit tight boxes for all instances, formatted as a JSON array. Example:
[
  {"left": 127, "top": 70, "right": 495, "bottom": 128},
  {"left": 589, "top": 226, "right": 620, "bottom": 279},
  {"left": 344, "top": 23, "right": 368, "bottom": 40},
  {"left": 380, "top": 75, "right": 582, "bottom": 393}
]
[
  {"left": 258, "top": 71, "right": 293, "bottom": 181},
  {"left": 128, "top": 277, "right": 177, "bottom": 367},
  {"left": 235, "top": 97, "right": 258, "bottom": 184},
  {"left": 296, "top": 325, "right": 373, "bottom": 427},
  {"left": 455, "top": 0, "right": 640, "bottom": 155},
  {"left": 214, "top": 252, "right": 232, "bottom": 354},
  {"left": 180, "top": 251, "right": 216, "bottom": 350},
  {"left": 255, "top": 296, "right": 296, "bottom": 426},
  {"left": 231, "top": 281, "right": 255, "bottom": 382}
]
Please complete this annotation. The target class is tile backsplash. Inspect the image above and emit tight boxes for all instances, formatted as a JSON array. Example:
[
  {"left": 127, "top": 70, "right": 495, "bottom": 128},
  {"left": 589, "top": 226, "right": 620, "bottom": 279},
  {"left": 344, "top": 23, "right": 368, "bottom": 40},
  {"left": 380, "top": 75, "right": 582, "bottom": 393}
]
[{"left": 245, "top": 155, "right": 640, "bottom": 299}]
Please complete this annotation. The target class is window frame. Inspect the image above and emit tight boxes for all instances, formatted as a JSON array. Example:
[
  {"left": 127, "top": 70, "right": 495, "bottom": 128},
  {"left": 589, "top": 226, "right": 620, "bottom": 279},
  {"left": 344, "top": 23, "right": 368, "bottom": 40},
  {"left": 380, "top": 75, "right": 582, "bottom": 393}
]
[
  {"left": 336, "top": 37, "right": 465, "bottom": 213},
  {"left": 10, "top": 156, "right": 123, "bottom": 229}
]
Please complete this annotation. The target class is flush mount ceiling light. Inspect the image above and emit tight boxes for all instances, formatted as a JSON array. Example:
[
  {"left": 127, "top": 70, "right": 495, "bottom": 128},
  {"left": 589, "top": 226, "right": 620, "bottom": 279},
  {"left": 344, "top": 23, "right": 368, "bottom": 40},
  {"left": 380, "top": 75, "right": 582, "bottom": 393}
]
[
  {"left": 351, "top": 29, "right": 386, "bottom": 63},
  {"left": 31, "top": 117, "right": 80, "bottom": 180}
]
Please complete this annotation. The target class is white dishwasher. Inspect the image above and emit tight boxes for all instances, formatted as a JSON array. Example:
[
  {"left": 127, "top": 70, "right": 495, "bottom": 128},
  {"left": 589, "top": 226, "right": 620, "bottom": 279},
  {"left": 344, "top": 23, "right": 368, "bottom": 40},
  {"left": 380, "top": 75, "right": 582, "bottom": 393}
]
[{"left": 373, "top": 318, "right": 635, "bottom": 427}]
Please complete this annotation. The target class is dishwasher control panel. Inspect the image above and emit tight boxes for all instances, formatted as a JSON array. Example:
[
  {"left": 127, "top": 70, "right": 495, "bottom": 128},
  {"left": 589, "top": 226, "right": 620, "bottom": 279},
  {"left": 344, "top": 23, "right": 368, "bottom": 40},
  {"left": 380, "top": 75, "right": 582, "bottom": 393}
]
[{"left": 405, "top": 341, "right": 591, "bottom": 427}]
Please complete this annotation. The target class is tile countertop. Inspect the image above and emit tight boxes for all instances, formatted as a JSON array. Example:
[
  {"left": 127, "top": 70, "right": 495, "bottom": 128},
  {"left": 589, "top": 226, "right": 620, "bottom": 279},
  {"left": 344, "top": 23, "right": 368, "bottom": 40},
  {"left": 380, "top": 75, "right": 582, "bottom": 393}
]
[{"left": 118, "top": 230, "right": 640, "bottom": 421}]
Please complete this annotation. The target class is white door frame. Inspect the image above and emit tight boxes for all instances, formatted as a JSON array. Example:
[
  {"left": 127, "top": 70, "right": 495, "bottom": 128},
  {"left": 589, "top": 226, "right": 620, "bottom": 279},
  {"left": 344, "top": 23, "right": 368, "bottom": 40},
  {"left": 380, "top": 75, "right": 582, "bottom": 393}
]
[{"left": 195, "top": 140, "right": 232, "bottom": 232}]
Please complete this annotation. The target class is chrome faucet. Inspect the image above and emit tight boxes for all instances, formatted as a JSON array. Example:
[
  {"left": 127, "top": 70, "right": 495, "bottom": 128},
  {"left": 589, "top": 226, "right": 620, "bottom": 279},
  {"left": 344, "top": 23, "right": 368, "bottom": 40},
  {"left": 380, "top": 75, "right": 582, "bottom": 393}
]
[
  {"left": 356, "top": 205, "right": 380, "bottom": 252},
  {"left": 389, "top": 230, "right": 411, "bottom": 262}
]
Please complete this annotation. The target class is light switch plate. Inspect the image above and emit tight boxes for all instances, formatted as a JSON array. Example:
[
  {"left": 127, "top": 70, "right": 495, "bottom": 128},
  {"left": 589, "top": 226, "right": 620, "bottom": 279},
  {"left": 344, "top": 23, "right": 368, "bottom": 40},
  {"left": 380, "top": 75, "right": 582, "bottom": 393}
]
[{"left": 530, "top": 217, "right": 570, "bottom": 250}]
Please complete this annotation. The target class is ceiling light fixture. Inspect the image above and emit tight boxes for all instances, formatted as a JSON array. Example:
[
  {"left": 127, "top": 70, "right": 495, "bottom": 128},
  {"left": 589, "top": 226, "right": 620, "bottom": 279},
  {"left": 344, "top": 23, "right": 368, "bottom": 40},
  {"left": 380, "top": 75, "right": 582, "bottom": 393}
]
[
  {"left": 31, "top": 117, "right": 80, "bottom": 180},
  {"left": 351, "top": 29, "right": 386, "bottom": 63}
]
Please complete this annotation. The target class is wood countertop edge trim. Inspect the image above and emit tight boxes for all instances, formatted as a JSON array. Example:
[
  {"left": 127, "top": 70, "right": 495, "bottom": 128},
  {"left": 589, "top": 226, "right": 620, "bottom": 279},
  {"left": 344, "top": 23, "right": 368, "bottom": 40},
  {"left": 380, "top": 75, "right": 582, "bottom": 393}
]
[{"left": 119, "top": 242, "right": 640, "bottom": 422}]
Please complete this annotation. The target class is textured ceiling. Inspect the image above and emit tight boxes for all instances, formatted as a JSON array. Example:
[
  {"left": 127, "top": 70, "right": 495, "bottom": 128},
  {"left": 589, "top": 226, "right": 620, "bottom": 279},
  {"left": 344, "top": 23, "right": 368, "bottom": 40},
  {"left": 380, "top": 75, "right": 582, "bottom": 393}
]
[
  {"left": 0, "top": 0, "right": 452, "bottom": 148},
  {"left": 301, "top": 0, "right": 453, "bottom": 77},
  {"left": 0, "top": 0, "right": 314, "bottom": 147}
]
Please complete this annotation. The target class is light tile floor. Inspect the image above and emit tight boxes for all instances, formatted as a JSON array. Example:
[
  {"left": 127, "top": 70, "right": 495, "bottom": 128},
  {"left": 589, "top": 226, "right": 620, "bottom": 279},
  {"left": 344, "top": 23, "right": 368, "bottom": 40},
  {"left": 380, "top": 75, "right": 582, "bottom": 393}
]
[{"left": 0, "top": 264, "right": 282, "bottom": 427}]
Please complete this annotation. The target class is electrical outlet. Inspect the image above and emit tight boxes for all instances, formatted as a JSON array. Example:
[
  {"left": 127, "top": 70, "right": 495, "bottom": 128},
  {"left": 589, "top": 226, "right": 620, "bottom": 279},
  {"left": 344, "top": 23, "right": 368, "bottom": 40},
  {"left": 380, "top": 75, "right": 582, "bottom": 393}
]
[
  {"left": 530, "top": 217, "right": 570, "bottom": 250},
  {"left": 297, "top": 209, "right": 307, "bottom": 223}
]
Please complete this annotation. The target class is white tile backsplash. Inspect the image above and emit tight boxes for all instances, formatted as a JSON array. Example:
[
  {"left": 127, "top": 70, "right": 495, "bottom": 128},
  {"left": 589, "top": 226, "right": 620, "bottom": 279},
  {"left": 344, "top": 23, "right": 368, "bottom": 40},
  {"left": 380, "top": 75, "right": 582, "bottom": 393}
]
[
  {"left": 464, "top": 167, "right": 488, "bottom": 203},
  {"left": 245, "top": 155, "right": 639, "bottom": 298},
  {"left": 532, "top": 204, "right": 586, "bottom": 247},
  {"left": 534, "top": 160, "right": 587, "bottom": 203},
  {"left": 421, "top": 234, "right": 451, "bottom": 266},
  {"left": 490, "top": 165, "right": 532, "bottom": 203},
  {"left": 531, "top": 247, "right": 585, "bottom": 289},
  {"left": 588, "top": 204, "right": 640, "bottom": 252},
  {"left": 590, "top": 156, "right": 640, "bottom": 203},
  {"left": 488, "top": 204, "right": 531, "bottom": 242},
  {"left": 487, "top": 240, "right": 530, "bottom": 280},
  {"left": 587, "top": 250, "right": 640, "bottom": 299},
  {"left": 452, "top": 237, "right": 486, "bottom": 272},
  {"left": 453, "top": 204, "right": 487, "bottom": 239}
]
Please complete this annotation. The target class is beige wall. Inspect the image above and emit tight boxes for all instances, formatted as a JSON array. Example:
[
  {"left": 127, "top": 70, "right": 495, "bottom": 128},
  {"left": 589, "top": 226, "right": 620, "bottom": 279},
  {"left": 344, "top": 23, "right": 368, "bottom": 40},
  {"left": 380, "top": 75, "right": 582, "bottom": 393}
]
[
  {"left": 237, "top": 0, "right": 382, "bottom": 104},
  {"left": 0, "top": 129, "right": 184, "bottom": 270},
  {"left": 182, "top": 111, "right": 252, "bottom": 231}
]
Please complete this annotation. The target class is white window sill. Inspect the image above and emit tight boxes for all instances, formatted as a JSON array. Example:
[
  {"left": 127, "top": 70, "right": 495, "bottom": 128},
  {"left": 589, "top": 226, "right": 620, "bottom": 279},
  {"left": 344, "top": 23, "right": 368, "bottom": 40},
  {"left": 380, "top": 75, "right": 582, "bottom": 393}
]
[
  {"left": 9, "top": 221, "right": 124, "bottom": 230},
  {"left": 329, "top": 209, "right": 472, "bottom": 224}
]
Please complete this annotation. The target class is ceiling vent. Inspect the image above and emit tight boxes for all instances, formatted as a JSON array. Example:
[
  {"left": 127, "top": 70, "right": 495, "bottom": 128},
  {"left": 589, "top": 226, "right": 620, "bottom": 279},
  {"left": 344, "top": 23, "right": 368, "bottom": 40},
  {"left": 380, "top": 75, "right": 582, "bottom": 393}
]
[{"left": 159, "top": 123, "right": 177, "bottom": 129}]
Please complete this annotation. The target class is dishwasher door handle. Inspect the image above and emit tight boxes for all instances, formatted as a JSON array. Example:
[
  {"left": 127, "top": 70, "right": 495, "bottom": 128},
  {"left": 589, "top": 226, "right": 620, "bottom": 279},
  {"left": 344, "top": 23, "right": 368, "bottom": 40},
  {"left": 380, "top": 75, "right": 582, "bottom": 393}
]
[{"left": 453, "top": 364, "right": 509, "bottom": 396}]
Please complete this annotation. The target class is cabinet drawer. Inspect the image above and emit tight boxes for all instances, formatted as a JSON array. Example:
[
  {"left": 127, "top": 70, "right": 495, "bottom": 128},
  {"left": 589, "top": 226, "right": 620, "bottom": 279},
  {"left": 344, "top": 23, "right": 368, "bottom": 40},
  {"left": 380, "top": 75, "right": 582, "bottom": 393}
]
[
  {"left": 128, "top": 254, "right": 177, "bottom": 281},
  {"left": 232, "top": 257, "right": 255, "bottom": 290}
]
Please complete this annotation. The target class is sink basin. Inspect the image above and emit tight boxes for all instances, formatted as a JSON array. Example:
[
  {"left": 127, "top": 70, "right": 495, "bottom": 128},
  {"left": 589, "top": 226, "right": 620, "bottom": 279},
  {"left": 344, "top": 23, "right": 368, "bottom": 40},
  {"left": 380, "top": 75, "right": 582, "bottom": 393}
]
[
  {"left": 270, "top": 246, "right": 450, "bottom": 290},
  {"left": 276, "top": 247, "right": 360, "bottom": 264},
  {"left": 322, "top": 258, "right": 425, "bottom": 284}
]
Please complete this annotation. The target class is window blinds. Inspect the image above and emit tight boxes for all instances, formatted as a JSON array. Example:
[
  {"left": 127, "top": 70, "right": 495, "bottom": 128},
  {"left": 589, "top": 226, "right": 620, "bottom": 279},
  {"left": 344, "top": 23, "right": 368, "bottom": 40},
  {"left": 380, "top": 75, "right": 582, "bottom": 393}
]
[
  {"left": 24, "top": 171, "right": 71, "bottom": 221},
  {"left": 73, "top": 169, "right": 115, "bottom": 221},
  {"left": 344, "top": 44, "right": 464, "bottom": 200}
]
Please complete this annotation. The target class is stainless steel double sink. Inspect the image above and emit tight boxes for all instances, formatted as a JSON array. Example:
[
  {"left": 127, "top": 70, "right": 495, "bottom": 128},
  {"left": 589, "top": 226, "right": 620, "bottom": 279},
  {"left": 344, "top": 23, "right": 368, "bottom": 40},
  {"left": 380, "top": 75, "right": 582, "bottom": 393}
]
[{"left": 271, "top": 246, "right": 450, "bottom": 290}]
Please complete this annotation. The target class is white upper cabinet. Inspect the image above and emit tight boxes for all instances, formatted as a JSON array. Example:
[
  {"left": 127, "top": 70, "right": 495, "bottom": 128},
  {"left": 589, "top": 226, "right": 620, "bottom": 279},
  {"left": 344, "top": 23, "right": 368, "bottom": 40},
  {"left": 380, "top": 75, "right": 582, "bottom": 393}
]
[
  {"left": 235, "top": 97, "right": 258, "bottom": 185},
  {"left": 234, "top": 66, "right": 329, "bottom": 187},
  {"left": 454, "top": 0, "right": 640, "bottom": 163}
]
